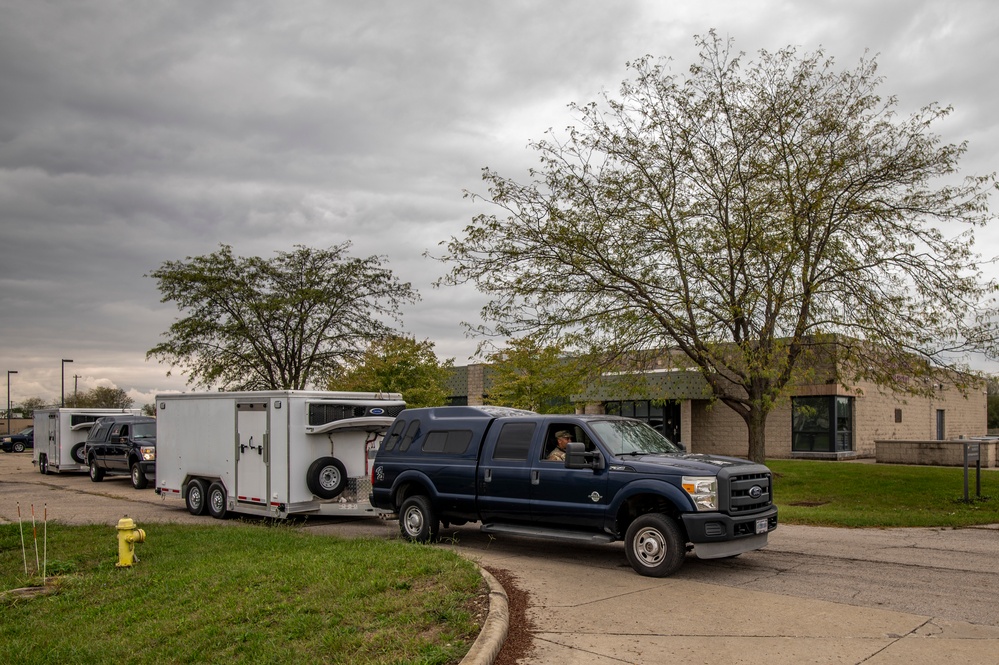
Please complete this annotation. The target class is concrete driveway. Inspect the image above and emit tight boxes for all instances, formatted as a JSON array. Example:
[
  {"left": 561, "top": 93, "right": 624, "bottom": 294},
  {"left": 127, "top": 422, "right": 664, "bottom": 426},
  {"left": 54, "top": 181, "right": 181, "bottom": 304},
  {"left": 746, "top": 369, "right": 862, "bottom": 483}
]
[{"left": 3, "top": 451, "right": 999, "bottom": 664}]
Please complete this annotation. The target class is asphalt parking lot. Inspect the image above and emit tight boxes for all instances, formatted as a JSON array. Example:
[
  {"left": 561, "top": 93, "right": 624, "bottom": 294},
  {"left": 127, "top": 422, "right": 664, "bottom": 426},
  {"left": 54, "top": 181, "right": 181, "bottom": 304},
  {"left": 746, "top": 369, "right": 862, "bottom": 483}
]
[{"left": 3, "top": 451, "right": 999, "bottom": 664}]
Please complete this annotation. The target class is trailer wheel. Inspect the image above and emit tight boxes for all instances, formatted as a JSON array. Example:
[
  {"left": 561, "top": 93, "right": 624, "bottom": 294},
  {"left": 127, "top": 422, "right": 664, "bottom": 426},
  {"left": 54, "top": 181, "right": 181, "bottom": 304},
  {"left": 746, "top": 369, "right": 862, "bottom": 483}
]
[
  {"left": 624, "top": 513, "right": 685, "bottom": 577},
  {"left": 70, "top": 443, "right": 87, "bottom": 464},
  {"left": 207, "top": 482, "right": 228, "bottom": 519},
  {"left": 185, "top": 478, "right": 208, "bottom": 516},
  {"left": 130, "top": 460, "right": 148, "bottom": 489},
  {"left": 399, "top": 495, "right": 439, "bottom": 543},
  {"left": 306, "top": 456, "right": 347, "bottom": 499},
  {"left": 38, "top": 454, "right": 48, "bottom": 475}
]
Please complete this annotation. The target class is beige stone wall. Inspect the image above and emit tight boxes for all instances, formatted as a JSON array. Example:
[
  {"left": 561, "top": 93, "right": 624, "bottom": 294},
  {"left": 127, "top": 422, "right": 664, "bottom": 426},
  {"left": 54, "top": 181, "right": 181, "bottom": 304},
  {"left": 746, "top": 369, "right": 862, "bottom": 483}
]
[
  {"left": 875, "top": 440, "right": 996, "bottom": 468},
  {"left": 2, "top": 417, "right": 32, "bottom": 436},
  {"left": 683, "top": 379, "right": 987, "bottom": 461}
]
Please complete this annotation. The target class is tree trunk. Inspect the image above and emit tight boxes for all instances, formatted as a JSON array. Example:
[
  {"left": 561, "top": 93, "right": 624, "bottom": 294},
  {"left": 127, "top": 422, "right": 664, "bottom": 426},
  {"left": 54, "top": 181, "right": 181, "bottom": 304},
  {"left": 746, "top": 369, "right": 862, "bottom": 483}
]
[{"left": 746, "top": 406, "right": 768, "bottom": 464}]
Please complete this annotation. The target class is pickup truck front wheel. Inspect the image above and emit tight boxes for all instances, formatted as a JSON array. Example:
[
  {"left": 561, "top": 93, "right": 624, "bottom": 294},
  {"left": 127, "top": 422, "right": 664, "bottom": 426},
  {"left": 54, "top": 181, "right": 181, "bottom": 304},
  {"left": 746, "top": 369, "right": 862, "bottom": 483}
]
[
  {"left": 625, "top": 513, "right": 685, "bottom": 577},
  {"left": 399, "top": 495, "right": 439, "bottom": 543},
  {"left": 131, "top": 460, "right": 148, "bottom": 489}
]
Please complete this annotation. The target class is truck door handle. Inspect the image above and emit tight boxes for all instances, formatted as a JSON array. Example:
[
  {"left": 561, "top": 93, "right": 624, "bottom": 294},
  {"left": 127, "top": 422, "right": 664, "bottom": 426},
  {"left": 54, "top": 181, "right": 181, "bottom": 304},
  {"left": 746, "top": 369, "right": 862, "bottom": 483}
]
[
  {"left": 484, "top": 469, "right": 492, "bottom": 483},
  {"left": 531, "top": 470, "right": 540, "bottom": 485}
]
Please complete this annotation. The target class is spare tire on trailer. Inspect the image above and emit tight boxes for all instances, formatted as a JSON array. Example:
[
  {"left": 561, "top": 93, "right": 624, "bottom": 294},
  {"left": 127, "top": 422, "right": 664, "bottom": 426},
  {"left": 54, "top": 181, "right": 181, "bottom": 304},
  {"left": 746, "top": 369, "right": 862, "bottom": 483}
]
[
  {"left": 70, "top": 442, "right": 87, "bottom": 464},
  {"left": 306, "top": 456, "right": 347, "bottom": 499}
]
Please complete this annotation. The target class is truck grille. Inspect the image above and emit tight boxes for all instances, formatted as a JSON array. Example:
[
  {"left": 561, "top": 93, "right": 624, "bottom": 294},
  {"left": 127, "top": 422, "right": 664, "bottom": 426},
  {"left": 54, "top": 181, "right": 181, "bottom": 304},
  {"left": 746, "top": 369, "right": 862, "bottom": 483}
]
[
  {"left": 308, "top": 403, "right": 406, "bottom": 426},
  {"left": 727, "top": 471, "right": 772, "bottom": 514}
]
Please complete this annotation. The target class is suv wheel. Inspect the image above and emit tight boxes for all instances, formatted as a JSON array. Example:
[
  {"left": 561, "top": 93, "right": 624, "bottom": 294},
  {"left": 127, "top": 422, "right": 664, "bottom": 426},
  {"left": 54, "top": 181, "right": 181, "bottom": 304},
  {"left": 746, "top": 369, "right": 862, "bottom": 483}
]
[
  {"left": 12, "top": 442, "right": 25, "bottom": 453},
  {"left": 89, "top": 457, "right": 105, "bottom": 482},
  {"left": 130, "top": 460, "right": 148, "bottom": 489}
]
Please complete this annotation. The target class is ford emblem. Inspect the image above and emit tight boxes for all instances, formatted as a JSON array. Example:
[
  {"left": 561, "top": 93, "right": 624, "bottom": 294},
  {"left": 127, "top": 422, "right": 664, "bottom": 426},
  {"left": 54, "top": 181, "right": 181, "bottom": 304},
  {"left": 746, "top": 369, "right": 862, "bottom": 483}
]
[
  {"left": 748, "top": 485, "right": 763, "bottom": 499},
  {"left": 371, "top": 408, "right": 384, "bottom": 415}
]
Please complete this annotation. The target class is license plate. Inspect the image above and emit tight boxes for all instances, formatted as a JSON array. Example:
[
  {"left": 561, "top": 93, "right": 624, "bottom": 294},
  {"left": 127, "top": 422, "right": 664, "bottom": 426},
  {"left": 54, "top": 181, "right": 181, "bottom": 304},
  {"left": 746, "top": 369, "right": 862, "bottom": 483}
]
[{"left": 755, "top": 518, "right": 768, "bottom": 534}]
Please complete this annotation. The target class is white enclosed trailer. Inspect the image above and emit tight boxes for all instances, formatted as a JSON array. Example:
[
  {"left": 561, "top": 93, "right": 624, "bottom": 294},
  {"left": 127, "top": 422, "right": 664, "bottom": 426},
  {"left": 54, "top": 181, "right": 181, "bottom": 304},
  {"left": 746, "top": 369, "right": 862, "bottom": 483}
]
[
  {"left": 33, "top": 407, "right": 142, "bottom": 474},
  {"left": 154, "top": 390, "right": 405, "bottom": 519}
]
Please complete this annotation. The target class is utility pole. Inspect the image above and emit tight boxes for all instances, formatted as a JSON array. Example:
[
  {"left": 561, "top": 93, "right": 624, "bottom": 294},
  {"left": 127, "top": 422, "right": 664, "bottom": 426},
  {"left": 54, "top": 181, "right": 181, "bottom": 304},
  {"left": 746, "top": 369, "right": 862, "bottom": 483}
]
[
  {"left": 73, "top": 374, "right": 81, "bottom": 404},
  {"left": 61, "top": 359, "right": 73, "bottom": 407},
  {"left": 6, "top": 370, "right": 17, "bottom": 436}
]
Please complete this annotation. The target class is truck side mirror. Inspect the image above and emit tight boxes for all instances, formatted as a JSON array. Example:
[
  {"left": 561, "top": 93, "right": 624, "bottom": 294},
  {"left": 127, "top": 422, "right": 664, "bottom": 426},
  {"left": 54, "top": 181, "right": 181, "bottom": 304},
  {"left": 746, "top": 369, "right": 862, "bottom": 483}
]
[{"left": 565, "top": 441, "right": 604, "bottom": 471}]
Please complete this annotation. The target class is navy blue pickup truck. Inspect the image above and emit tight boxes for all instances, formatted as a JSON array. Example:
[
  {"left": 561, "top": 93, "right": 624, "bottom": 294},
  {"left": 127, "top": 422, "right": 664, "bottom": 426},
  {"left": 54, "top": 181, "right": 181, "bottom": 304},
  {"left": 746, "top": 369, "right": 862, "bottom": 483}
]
[{"left": 370, "top": 406, "right": 777, "bottom": 577}]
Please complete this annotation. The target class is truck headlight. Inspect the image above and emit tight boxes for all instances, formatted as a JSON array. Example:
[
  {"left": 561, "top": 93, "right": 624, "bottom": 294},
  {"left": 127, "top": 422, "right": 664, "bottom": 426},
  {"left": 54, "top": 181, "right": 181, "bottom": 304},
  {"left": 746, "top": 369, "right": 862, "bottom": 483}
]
[
  {"left": 141, "top": 446, "right": 156, "bottom": 461},
  {"left": 682, "top": 476, "right": 717, "bottom": 511}
]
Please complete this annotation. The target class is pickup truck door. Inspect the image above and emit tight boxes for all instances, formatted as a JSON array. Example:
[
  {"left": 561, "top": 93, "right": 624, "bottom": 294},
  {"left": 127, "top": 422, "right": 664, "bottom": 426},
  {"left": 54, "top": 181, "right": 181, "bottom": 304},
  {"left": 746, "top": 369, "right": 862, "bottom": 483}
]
[
  {"left": 530, "top": 441, "right": 609, "bottom": 530},
  {"left": 107, "top": 424, "right": 128, "bottom": 470},
  {"left": 476, "top": 420, "right": 536, "bottom": 524}
]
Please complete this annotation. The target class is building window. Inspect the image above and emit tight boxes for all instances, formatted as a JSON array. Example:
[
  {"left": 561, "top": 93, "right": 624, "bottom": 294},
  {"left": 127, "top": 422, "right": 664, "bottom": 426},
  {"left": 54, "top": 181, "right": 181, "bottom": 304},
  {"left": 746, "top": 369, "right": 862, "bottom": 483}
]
[
  {"left": 936, "top": 410, "right": 945, "bottom": 440},
  {"left": 895, "top": 408, "right": 902, "bottom": 423},
  {"left": 792, "top": 396, "right": 853, "bottom": 453}
]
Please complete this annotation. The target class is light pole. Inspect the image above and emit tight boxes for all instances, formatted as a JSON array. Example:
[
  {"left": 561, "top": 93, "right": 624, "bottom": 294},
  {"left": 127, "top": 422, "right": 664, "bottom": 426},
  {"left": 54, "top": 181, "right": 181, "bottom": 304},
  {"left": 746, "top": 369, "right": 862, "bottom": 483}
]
[
  {"left": 61, "top": 359, "right": 73, "bottom": 407},
  {"left": 6, "top": 370, "right": 17, "bottom": 436}
]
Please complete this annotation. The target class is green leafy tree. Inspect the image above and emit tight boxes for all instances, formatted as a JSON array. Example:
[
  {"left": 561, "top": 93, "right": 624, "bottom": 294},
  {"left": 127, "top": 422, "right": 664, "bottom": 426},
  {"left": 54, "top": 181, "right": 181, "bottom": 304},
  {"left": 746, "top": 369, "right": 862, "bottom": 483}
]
[
  {"left": 331, "top": 335, "right": 453, "bottom": 408},
  {"left": 68, "top": 386, "right": 134, "bottom": 409},
  {"left": 483, "top": 337, "right": 588, "bottom": 414},
  {"left": 17, "top": 397, "right": 48, "bottom": 418},
  {"left": 440, "top": 33, "right": 998, "bottom": 462},
  {"left": 148, "top": 243, "right": 418, "bottom": 391}
]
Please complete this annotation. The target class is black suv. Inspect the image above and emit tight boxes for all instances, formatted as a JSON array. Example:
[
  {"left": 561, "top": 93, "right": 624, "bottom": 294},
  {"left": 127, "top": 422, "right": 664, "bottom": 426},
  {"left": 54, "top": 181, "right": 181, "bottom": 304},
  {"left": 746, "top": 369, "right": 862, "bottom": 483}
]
[
  {"left": 85, "top": 415, "right": 157, "bottom": 489},
  {"left": 1, "top": 426, "right": 33, "bottom": 453}
]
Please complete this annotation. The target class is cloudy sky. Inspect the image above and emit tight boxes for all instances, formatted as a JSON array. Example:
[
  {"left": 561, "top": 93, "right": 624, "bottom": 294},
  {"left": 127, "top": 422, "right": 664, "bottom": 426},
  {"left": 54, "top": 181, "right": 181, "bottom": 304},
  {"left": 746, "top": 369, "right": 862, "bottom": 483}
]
[{"left": 1, "top": 0, "right": 997, "bottom": 408}]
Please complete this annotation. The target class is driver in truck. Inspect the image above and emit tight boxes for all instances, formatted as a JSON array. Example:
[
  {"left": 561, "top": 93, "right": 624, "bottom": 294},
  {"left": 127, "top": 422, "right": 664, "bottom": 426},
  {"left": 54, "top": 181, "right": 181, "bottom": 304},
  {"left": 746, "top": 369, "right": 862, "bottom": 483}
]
[{"left": 547, "top": 430, "right": 573, "bottom": 461}]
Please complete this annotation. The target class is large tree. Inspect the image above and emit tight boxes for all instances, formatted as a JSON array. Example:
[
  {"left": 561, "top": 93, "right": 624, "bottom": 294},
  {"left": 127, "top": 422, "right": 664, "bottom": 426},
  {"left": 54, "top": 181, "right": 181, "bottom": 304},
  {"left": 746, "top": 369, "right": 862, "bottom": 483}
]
[
  {"left": 148, "top": 243, "right": 418, "bottom": 391},
  {"left": 483, "top": 336, "right": 588, "bottom": 414},
  {"left": 331, "top": 335, "right": 453, "bottom": 408},
  {"left": 66, "top": 386, "right": 134, "bottom": 409},
  {"left": 440, "top": 33, "right": 999, "bottom": 462}
]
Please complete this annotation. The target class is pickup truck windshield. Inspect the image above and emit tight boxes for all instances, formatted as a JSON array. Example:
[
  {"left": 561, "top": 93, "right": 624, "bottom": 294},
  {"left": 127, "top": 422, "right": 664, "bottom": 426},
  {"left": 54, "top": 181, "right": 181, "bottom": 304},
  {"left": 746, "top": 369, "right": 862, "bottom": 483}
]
[
  {"left": 591, "top": 419, "right": 683, "bottom": 456},
  {"left": 133, "top": 423, "right": 156, "bottom": 439}
]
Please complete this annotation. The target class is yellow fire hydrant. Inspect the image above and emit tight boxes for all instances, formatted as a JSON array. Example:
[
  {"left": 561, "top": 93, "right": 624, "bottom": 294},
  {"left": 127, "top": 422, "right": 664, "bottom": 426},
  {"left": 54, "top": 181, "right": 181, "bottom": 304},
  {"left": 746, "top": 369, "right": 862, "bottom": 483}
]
[{"left": 116, "top": 517, "right": 146, "bottom": 567}]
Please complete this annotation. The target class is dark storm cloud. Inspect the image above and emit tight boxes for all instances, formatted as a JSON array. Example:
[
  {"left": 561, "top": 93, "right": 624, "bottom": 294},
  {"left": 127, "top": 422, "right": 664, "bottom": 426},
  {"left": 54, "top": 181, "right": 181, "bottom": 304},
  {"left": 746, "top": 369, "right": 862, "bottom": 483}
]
[{"left": 0, "top": 0, "right": 996, "bottom": 405}]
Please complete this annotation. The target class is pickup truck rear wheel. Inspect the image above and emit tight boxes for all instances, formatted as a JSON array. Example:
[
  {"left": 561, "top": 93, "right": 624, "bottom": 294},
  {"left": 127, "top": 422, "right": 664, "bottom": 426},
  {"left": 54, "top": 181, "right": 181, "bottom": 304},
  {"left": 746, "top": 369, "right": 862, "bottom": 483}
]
[
  {"left": 399, "top": 495, "right": 439, "bottom": 543},
  {"left": 306, "top": 456, "right": 347, "bottom": 499},
  {"left": 70, "top": 443, "right": 87, "bottom": 464},
  {"left": 88, "top": 457, "right": 105, "bottom": 482},
  {"left": 625, "top": 513, "right": 685, "bottom": 577}
]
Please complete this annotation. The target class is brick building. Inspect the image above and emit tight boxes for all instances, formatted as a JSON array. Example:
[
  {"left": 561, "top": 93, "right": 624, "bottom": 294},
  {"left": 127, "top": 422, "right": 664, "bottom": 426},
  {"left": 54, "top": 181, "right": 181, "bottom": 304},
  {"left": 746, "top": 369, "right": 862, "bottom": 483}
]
[{"left": 445, "top": 353, "right": 987, "bottom": 462}]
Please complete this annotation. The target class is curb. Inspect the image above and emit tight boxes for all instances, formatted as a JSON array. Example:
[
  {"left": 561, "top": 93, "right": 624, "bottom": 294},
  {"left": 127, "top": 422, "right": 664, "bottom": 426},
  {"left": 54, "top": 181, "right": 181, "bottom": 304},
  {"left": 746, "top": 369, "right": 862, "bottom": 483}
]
[{"left": 460, "top": 566, "right": 509, "bottom": 665}]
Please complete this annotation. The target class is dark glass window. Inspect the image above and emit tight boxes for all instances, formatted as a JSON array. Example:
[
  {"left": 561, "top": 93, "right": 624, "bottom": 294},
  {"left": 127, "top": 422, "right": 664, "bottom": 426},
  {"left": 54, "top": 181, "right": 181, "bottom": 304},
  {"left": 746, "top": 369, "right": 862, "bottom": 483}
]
[
  {"left": 399, "top": 420, "right": 421, "bottom": 452},
  {"left": 792, "top": 396, "right": 853, "bottom": 452},
  {"left": 603, "top": 400, "right": 680, "bottom": 444},
  {"left": 492, "top": 423, "right": 535, "bottom": 460},
  {"left": 421, "top": 430, "right": 473, "bottom": 454},
  {"left": 382, "top": 419, "right": 406, "bottom": 451}
]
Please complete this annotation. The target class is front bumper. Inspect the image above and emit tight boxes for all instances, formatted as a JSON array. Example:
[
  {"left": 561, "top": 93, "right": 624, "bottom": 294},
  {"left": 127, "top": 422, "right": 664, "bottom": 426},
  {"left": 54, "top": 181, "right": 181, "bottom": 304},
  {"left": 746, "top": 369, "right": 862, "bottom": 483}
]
[{"left": 681, "top": 505, "right": 778, "bottom": 557}]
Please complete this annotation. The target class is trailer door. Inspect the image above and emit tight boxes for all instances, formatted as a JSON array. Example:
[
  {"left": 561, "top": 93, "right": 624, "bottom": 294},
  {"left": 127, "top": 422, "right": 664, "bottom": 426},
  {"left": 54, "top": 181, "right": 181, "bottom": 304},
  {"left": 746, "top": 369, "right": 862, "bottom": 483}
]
[{"left": 236, "top": 402, "right": 269, "bottom": 507}]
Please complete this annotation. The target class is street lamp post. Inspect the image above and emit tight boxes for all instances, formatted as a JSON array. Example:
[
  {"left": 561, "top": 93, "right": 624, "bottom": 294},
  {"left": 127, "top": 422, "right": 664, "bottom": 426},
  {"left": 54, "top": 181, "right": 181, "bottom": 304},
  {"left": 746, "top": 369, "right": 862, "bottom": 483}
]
[
  {"left": 6, "top": 370, "right": 17, "bottom": 436},
  {"left": 61, "top": 359, "right": 73, "bottom": 407}
]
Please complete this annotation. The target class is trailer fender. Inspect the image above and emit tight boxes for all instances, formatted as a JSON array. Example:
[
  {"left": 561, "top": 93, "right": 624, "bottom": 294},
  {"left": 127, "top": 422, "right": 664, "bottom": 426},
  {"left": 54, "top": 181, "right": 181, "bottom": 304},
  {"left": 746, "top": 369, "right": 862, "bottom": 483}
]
[{"left": 306, "top": 456, "right": 347, "bottom": 499}]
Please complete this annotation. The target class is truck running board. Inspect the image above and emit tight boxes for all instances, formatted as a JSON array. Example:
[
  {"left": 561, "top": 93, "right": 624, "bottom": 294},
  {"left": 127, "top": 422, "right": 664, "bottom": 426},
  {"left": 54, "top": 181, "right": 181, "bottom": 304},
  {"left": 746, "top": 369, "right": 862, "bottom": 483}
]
[{"left": 480, "top": 523, "right": 614, "bottom": 543}]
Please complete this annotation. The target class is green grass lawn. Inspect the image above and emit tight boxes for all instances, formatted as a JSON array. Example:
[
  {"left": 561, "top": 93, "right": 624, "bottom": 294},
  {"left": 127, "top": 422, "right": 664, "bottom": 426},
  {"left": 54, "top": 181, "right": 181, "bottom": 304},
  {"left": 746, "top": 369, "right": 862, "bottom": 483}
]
[
  {"left": 769, "top": 459, "right": 999, "bottom": 527},
  {"left": 3, "top": 461, "right": 997, "bottom": 664},
  {"left": 0, "top": 523, "right": 483, "bottom": 665}
]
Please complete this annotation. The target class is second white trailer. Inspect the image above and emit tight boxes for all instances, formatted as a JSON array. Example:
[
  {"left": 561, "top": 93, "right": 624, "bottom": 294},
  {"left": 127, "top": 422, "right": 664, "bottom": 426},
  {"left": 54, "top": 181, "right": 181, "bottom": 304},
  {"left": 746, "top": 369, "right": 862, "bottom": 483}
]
[
  {"left": 33, "top": 407, "right": 142, "bottom": 474},
  {"left": 154, "top": 390, "right": 405, "bottom": 519}
]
